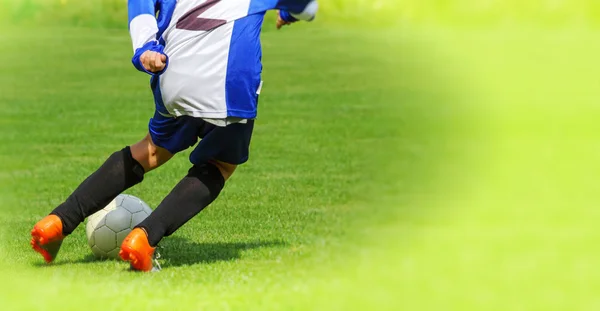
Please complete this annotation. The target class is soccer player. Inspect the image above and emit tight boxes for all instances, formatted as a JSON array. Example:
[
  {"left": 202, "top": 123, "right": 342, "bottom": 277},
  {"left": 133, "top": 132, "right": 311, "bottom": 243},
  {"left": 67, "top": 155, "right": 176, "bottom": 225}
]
[{"left": 30, "top": 0, "right": 318, "bottom": 272}]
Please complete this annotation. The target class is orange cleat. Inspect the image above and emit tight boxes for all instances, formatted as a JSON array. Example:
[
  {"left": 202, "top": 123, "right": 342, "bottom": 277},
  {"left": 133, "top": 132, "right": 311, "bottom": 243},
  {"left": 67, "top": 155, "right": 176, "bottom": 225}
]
[
  {"left": 119, "top": 228, "right": 160, "bottom": 272},
  {"left": 30, "top": 215, "right": 65, "bottom": 263}
]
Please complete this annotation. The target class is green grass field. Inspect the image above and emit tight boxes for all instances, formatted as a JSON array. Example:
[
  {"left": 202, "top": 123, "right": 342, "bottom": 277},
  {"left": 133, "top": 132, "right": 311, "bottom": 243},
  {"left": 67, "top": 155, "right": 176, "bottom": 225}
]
[{"left": 1, "top": 19, "right": 600, "bottom": 310}]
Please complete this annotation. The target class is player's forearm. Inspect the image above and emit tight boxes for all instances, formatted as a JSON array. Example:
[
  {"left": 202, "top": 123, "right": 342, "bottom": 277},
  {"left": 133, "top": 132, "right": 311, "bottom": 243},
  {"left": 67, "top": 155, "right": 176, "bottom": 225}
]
[
  {"left": 128, "top": 0, "right": 159, "bottom": 51},
  {"left": 128, "top": 0, "right": 170, "bottom": 75}
]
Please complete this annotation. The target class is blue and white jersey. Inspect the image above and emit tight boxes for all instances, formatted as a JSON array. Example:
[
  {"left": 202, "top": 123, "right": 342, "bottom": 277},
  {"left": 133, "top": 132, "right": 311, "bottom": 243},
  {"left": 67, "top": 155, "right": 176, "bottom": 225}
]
[{"left": 128, "top": 0, "right": 318, "bottom": 121}]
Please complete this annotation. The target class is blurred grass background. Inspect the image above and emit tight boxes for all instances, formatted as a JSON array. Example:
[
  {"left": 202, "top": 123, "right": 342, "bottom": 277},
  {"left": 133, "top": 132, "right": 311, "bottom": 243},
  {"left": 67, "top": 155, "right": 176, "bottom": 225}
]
[{"left": 2, "top": 1, "right": 600, "bottom": 310}]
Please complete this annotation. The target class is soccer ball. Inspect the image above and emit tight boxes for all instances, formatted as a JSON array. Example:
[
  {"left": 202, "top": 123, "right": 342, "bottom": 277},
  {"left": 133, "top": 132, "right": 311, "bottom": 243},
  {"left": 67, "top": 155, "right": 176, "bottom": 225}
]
[{"left": 86, "top": 194, "right": 153, "bottom": 259}]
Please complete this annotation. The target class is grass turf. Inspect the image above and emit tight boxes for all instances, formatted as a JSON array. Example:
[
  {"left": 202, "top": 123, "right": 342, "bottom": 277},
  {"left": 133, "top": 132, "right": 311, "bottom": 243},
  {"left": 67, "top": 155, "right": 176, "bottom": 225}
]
[
  {"left": 1, "top": 23, "right": 600, "bottom": 310},
  {"left": 0, "top": 24, "right": 424, "bottom": 310}
]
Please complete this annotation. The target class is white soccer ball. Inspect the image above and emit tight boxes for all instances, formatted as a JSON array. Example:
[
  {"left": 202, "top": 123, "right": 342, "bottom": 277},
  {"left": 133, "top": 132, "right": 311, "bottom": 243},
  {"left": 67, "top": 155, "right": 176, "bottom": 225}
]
[{"left": 86, "top": 194, "right": 153, "bottom": 259}]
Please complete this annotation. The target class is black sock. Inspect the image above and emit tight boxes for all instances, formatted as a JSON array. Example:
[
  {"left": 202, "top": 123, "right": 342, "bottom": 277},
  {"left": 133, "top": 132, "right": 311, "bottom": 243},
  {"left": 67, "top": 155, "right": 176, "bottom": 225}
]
[
  {"left": 137, "top": 163, "right": 225, "bottom": 247},
  {"left": 51, "top": 147, "right": 145, "bottom": 235}
]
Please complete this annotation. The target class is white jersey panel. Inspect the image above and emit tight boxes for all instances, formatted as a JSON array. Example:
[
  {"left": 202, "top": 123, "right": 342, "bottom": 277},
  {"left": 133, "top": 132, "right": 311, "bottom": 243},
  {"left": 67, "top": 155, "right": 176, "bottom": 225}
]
[
  {"left": 158, "top": 0, "right": 252, "bottom": 118},
  {"left": 160, "top": 22, "right": 233, "bottom": 118}
]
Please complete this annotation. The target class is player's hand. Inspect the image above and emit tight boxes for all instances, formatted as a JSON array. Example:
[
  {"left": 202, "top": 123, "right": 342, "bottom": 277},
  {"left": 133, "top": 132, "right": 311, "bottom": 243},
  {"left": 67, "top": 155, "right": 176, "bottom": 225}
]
[
  {"left": 140, "top": 50, "right": 167, "bottom": 73},
  {"left": 276, "top": 11, "right": 292, "bottom": 30}
]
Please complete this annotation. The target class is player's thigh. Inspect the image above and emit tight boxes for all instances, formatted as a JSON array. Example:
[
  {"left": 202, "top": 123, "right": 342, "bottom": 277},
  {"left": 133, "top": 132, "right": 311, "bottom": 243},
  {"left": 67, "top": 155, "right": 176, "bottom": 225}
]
[{"left": 134, "top": 111, "right": 200, "bottom": 171}]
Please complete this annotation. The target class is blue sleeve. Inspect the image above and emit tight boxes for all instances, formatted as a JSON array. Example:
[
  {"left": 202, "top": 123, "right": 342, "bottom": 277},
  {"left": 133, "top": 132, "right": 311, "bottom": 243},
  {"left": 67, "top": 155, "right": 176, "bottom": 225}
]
[
  {"left": 276, "top": 0, "right": 318, "bottom": 22},
  {"left": 248, "top": 0, "right": 317, "bottom": 18},
  {"left": 128, "top": 0, "right": 157, "bottom": 24},
  {"left": 275, "top": 0, "right": 312, "bottom": 14},
  {"left": 279, "top": 10, "right": 298, "bottom": 23},
  {"left": 128, "top": 0, "right": 172, "bottom": 76}
]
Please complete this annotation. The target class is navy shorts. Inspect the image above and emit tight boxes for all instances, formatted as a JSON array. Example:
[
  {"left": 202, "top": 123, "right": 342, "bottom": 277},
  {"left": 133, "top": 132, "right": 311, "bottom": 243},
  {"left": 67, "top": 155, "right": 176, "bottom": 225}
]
[{"left": 148, "top": 111, "right": 254, "bottom": 165}]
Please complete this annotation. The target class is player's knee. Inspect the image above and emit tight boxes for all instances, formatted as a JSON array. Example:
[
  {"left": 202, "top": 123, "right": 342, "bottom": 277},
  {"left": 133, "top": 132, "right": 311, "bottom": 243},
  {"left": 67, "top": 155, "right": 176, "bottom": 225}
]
[
  {"left": 131, "top": 134, "right": 173, "bottom": 172},
  {"left": 208, "top": 160, "right": 237, "bottom": 181},
  {"left": 188, "top": 163, "right": 226, "bottom": 199},
  {"left": 145, "top": 135, "right": 170, "bottom": 159},
  {"left": 146, "top": 137, "right": 173, "bottom": 169}
]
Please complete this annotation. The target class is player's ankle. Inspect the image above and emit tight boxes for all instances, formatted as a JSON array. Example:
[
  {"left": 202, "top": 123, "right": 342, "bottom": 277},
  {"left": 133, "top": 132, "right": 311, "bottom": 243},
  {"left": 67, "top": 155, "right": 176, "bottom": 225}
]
[{"left": 48, "top": 213, "right": 68, "bottom": 236}]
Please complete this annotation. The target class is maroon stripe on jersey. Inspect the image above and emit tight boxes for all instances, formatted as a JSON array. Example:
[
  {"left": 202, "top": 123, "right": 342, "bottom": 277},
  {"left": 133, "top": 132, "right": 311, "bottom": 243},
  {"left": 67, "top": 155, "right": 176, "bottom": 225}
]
[{"left": 176, "top": 0, "right": 227, "bottom": 31}]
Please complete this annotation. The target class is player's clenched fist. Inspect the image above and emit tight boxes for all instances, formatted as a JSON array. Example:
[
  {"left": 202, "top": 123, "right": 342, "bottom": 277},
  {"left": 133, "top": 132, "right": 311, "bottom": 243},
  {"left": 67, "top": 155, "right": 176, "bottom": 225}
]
[{"left": 140, "top": 50, "right": 167, "bottom": 73}]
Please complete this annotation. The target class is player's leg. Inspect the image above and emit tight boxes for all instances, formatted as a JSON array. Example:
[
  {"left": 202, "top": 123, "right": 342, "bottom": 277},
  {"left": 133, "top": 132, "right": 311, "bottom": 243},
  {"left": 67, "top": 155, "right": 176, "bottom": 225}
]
[
  {"left": 30, "top": 135, "right": 173, "bottom": 263},
  {"left": 31, "top": 110, "right": 197, "bottom": 263},
  {"left": 119, "top": 160, "right": 234, "bottom": 271},
  {"left": 147, "top": 159, "right": 235, "bottom": 240},
  {"left": 120, "top": 120, "right": 254, "bottom": 272},
  {"left": 52, "top": 135, "right": 173, "bottom": 232}
]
